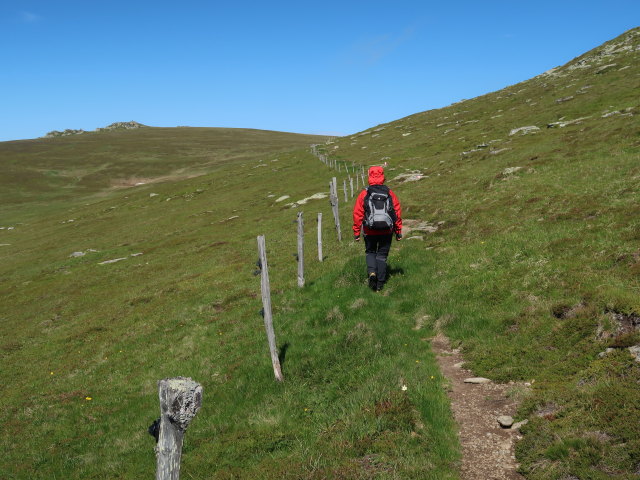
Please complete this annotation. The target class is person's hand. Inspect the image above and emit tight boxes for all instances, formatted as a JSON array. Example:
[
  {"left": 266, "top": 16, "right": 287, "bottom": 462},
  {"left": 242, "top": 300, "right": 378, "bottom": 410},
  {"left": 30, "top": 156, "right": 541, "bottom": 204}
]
[
  {"left": 354, "top": 234, "right": 361, "bottom": 242},
  {"left": 396, "top": 233, "right": 402, "bottom": 241}
]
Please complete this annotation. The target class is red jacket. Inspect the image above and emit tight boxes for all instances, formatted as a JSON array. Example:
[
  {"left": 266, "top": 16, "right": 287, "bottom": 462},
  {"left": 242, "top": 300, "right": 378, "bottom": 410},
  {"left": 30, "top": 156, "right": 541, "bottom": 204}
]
[{"left": 353, "top": 166, "right": 402, "bottom": 236}]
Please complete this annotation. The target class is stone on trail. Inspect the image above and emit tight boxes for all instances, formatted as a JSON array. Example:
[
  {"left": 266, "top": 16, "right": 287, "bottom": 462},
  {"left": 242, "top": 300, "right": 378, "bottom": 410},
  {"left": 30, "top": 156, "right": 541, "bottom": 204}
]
[
  {"left": 629, "top": 345, "right": 640, "bottom": 362},
  {"left": 464, "top": 377, "right": 491, "bottom": 384},
  {"left": 70, "top": 251, "right": 86, "bottom": 258},
  {"left": 275, "top": 195, "right": 290, "bottom": 203},
  {"left": 512, "top": 419, "right": 529, "bottom": 431},
  {"left": 497, "top": 415, "right": 514, "bottom": 428}
]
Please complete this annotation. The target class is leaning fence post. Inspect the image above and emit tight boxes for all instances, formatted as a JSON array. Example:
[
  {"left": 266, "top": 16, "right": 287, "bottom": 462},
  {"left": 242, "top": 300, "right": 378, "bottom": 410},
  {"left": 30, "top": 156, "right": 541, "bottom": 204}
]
[
  {"left": 155, "top": 377, "right": 202, "bottom": 480},
  {"left": 256, "top": 235, "right": 284, "bottom": 382},
  {"left": 317, "top": 212, "right": 323, "bottom": 261},
  {"left": 296, "top": 212, "right": 305, "bottom": 287},
  {"left": 349, "top": 177, "right": 354, "bottom": 198}
]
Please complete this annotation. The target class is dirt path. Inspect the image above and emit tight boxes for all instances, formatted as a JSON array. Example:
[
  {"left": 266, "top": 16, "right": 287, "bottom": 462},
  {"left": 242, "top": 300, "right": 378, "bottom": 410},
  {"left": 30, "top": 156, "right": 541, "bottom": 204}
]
[{"left": 431, "top": 333, "right": 526, "bottom": 480}]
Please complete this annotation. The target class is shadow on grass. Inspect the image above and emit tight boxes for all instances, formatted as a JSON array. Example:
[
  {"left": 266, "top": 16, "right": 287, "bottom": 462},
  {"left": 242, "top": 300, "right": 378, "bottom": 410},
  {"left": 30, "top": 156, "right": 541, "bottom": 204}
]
[
  {"left": 387, "top": 265, "right": 405, "bottom": 278},
  {"left": 278, "top": 342, "right": 290, "bottom": 366}
]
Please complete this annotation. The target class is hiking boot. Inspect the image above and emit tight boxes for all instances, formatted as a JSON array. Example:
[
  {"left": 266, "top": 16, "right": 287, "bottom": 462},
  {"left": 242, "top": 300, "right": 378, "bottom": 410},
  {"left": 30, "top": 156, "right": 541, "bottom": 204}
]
[
  {"left": 368, "top": 272, "right": 377, "bottom": 290},
  {"left": 376, "top": 281, "right": 384, "bottom": 292}
]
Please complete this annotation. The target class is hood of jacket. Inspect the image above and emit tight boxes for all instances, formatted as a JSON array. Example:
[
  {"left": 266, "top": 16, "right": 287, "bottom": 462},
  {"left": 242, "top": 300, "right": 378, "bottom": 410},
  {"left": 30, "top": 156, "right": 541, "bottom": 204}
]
[{"left": 368, "top": 166, "right": 385, "bottom": 186}]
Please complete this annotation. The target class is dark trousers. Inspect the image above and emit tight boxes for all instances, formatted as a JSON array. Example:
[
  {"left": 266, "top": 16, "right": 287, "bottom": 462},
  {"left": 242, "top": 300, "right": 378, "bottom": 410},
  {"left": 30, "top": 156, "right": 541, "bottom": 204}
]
[{"left": 364, "top": 234, "right": 393, "bottom": 284}]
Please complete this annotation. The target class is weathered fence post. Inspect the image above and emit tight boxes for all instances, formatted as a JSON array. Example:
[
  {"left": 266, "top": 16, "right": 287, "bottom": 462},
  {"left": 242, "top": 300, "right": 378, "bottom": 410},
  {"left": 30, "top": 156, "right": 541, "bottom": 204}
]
[
  {"left": 297, "top": 212, "right": 305, "bottom": 287},
  {"left": 330, "top": 177, "right": 342, "bottom": 242},
  {"left": 257, "top": 235, "right": 284, "bottom": 382},
  {"left": 343, "top": 179, "right": 348, "bottom": 202},
  {"left": 317, "top": 212, "right": 323, "bottom": 261},
  {"left": 155, "top": 377, "right": 202, "bottom": 480},
  {"left": 349, "top": 177, "right": 354, "bottom": 198}
]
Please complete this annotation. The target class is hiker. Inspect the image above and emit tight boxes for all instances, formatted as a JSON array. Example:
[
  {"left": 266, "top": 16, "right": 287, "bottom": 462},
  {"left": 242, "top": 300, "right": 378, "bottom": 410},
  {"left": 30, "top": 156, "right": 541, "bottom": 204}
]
[{"left": 352, "top": 165, "right": 402, "bottom": 291}]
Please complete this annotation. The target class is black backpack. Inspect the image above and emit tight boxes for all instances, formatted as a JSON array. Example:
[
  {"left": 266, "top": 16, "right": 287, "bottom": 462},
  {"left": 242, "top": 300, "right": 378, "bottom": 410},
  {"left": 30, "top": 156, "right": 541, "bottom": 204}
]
[{"left": 364, "top": 185, "right": 396, "bottom": 230}]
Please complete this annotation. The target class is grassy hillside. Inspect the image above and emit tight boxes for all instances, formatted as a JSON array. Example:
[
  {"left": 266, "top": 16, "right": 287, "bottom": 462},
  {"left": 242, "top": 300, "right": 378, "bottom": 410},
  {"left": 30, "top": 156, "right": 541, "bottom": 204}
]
[
  {"left": 0, "top": 127, "right": 326, "bottom": 223},
  {"left": 325, "top": 27, "right": 640, "bottom": 478},
  {"left": 1, "top": 27, "right": 639, "bottom": 479}
]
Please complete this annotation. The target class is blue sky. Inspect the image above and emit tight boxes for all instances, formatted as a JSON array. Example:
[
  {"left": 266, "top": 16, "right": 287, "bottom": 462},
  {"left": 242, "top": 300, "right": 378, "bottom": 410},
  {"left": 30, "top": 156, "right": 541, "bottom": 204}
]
[{"left": 1, "top": 1, "right": 638, "bottom": 141}]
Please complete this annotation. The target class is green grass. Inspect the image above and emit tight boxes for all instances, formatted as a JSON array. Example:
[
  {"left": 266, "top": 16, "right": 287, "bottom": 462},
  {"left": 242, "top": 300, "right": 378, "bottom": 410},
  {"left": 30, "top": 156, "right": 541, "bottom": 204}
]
[{"left": 1, "top": 27, "right": 640, "bottom": 479}]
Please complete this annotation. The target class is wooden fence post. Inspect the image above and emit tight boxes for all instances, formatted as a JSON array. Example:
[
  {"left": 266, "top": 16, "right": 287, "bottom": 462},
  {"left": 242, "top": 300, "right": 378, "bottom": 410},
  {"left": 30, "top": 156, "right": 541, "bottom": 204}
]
[
  {"left": 156, "top": 377, "right": 202, "bottom": 480},
  {"left": 330, "top": 177, "right": 342, "bottom": 242},
  {"left": 343, "top": 179, "right": 347, "bottom": 203},
  {"left": 257, "top": 235, "right": 284, "bottom": 382},
  {"left": 349, "top": 177, "right": 354, "bottom": 198},
  {"left": 297, "top": 212, "right": 304, "bottom": 287},
  {"left": 317, "top": 212, "right": 323, "bottom": 261}
]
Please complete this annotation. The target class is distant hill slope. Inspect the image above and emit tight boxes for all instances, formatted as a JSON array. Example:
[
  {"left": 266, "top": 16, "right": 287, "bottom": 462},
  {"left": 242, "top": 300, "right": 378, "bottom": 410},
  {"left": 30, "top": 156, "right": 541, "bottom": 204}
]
[{"left": 0, "top": 127, "right": 328, "bottom": 221}]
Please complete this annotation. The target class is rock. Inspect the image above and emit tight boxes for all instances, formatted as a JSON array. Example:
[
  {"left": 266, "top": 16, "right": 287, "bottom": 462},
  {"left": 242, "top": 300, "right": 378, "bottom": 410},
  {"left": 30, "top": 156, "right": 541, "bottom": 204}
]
[
  {"left": 454, "top": 362, "right": 465, "bottom": 368},
  {"left": 95, "top": 121, "right": 146, "bottom": 131},
  {"left": 150, "top": 193, "right": 159, "bottom": 197},
  {"left": 393, "top": 172, "right": 425, "bottom": 183},
  {"left": 547, "top": 116, "right": 591, "bottom": 128},
  {"left": 555, "top": 96, "right": 574, "bottom": 104},
  {"left": 598, "top": 347, "right": 615, "bottom": 358},
  {"left": 512, "top": 419, "right": 529, "bottom": 430},
  {"left": 275, "top": 195, "right": 290, "bottom": 202},
  {"left": 595, "top": 63, "right": 617, "bottom": 74},
  {"left": 464, "top": 377, "right": 491, "bottom": 384},
  {"left": 45, "top": 128, "right": 86, "bottom": 138},
  {"left": 405, "top": 235, "right": 424, "bottom": 241},
  {"left": 45, "top": 121, "right": 146, "bottom": 138},
  {"left": 509, "top": 126, "right": 540, "bottom": 136},
  {"left": 403, "top": 219, "right": 438, "bottom": 236},
  {"left": 70, "top": 251, "right": 86, "bottom": 258},
  {"left": 497, "top": 416, "right": 514, "bottom": 428},
  {"left": 629, "top": 345, "right": 640, "bottom": 362},
  {"left": 295, "top": 192, "right": 328, "bottom": 206},
  {"left": 502, "top": 166, "right": 523, "bottom": 176},
  {"left": 99, "top": 257, "right": 128, "bottom": 265},
  {"left": 402, "top": 133, "right": 412, "bottom": 137},
  {"left": 490, "top": 148, "right": 510, "bottom": 155}
]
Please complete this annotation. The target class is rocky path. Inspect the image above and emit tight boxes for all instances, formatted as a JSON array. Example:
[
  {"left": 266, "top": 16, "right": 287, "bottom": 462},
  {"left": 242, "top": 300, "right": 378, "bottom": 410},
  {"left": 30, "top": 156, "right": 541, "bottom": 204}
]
[{"left": 431, "top": 333, "right": 526, "bottom": 480}]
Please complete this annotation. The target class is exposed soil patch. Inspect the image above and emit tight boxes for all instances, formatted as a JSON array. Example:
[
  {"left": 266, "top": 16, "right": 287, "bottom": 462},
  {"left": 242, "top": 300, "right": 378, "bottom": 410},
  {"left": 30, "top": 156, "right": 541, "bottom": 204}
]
[{"left": 431, "top": 333, "right": 526, "bottom": 480}]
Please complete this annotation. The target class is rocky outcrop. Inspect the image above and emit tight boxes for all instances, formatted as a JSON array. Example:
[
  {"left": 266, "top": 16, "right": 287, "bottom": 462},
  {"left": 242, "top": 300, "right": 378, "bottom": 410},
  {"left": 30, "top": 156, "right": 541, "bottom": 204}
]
[
  {"left": 45, "top": 129, "right": 86, "bottom": 138},
  {"left": 44, "top": 121, "right": 146, "bottom": 138},
  {"left": 95, "top": 121, "right": 147, "bottom": 132}
]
